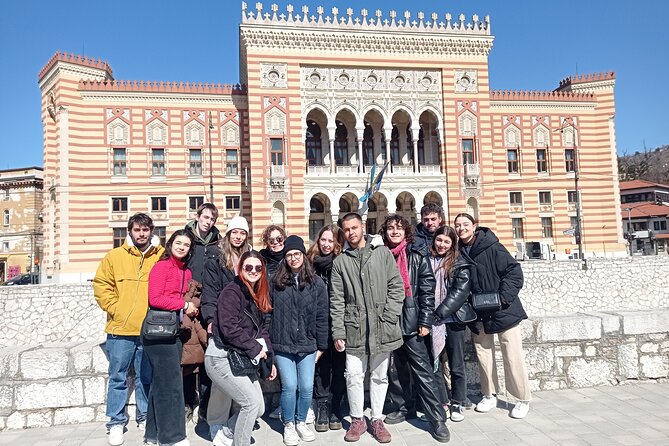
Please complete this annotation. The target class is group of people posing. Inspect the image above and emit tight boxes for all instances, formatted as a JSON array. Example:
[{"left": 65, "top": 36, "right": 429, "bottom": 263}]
[{"left": 94, "top": 202, "right": 531, "bottom": 446}]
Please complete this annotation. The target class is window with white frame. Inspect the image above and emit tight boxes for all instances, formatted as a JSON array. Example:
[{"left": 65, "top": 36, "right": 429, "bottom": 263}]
[
  {"left": 225, "top": 149, "right": 239, "bottom": 175},
  {"left": 3, "top": 209, "right": 8, "bottom": 226},
  {"left": 152, "top": 148, "right": 165, "bottom": 176},
  {"left": 539, "top": 191, "right": 552, "bottom": 206},
  {"left": 113, "top": 148, "right": 127, "bottom": 175},
  {"left": 151, "top": 196, "right": 167, "bottom": 212},
  {"left": 113, "top": 228, "right": 127, "bottom": 248},
  {"left": 189, "top": 196, "right": 204, "bottom": 212},
  {"left": 512, "top": 218, "right": 524, "bottom": 239},
  {"left": 226, "top": 195, "right": 241, "bottom": 211},
  {"left": 541, "top": 217, "right": 554, "bottom": 238},
  {"left": 111, "top": 197, "right": 128, "bottom": 213},
  {"left": 189, "top": 149, "right": 202, "bottom": 176}
]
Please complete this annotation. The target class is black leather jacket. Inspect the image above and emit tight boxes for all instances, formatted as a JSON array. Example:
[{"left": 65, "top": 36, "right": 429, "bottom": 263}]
[
  {"left": 398, "top": 243, "right": 436, "bottom": 336},
  {"left": 434, "top": 256, "right": 473, "bottom": 321}
]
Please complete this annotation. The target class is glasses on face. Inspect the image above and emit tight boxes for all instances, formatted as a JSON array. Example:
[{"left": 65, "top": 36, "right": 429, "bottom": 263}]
[
  {"left": 243, "top": 264, "right": 263, "bottom": 273},
  {"left": 269, "top": 236, "right": 284, "bottom": 245},
  {"left": 285, "top": 252, "right": 302, "bottom": 260}
]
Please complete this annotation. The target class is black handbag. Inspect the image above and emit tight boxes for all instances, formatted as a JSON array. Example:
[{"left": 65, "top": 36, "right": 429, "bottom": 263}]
[
  {"left": 141, "top": 309, "right": 179, "bottom": 341},
  {"left": 141, "top": 270, "right": 184, "bottom": 341},
  {"left": 471, "top": 292, "right": 502, "bottom": 312},
  {"left": 228, "top": 349, "right": 258, "bottom": 377},
  {"left": 454, "top": 300, "right": 477, "bottom": 323}
]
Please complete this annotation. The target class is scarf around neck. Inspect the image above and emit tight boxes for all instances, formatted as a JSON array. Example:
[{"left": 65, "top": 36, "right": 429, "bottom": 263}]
[
  {"left": 312, "top": 252, "right": 334, "bottom": 275},
  {"left": 389, "top": 239, "right": 412, "bottom": 297}
]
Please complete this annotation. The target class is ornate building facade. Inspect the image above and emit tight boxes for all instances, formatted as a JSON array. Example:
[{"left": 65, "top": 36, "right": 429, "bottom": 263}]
[{"left": 39, "top": 3, "right": 626, "bottom": 283}]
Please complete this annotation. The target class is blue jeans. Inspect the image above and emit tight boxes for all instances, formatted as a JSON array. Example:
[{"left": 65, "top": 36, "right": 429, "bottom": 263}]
[
  {"left": 275, "top": 352, "right": 316, "bottom": 424},
  {"left": 105, "top": 334, "right": 152, "bottom": 428}
]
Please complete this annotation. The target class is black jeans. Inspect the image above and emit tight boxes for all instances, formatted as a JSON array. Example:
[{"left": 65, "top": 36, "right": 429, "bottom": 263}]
[
  {"left": 143, "top": 336, "right": 186, "bottom": 444},
  {"left": 388, "top": 334, "right": 446, "bottom": 422},
  {"left": 445, "top": 323, "right": 467, "bottom": 404},
  {"left": 313, "top": 342, "right": 346, "bottom": 408}
]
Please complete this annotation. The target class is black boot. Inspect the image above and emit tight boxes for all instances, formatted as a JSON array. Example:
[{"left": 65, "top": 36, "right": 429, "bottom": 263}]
[
  {"left": 315, "top": 400, "right": 329, "bottom": 432},
  {"left": 329, "top": 396, "right": 343, "bottom": 430},
  {"left": 430, "top": 421, "right": 450, "bottom": 443},
  {"left": 384, "top": 410, "right": 417, "bottom": 425}
]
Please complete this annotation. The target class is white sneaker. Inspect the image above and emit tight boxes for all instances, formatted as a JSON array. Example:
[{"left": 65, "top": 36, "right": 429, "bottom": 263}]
[
  {"left": 296, "top": 421, "right": 315, "bottom": 442},
  {"left": 108, "top": 425, "right": 124, "bottom": 446},
  {"left": 270, "top": 405, "right": 283, "bottom": 420},
  {"left": 306, "top": 406, "right": 315, "bottom": 424},
  {"left": 138, "top": 420, "right": 146, "bottom": 431},
  {"left": 212, "top": 427, "right": 233, "bottom": 446},
  {"left": 174, "top": 440, "right": 190, "bottom": 446},
  {"left": 475, "top": 395, "right": 498, "bottom": 413},
  {"left": 283, "top": 422, "right": 300, "bottom": 446},
  {"left": 450, "top": 403, "right": 465, "bottom": 422},
  {"left": 511, "top": 401, "right": 530, "bottom": 419}
]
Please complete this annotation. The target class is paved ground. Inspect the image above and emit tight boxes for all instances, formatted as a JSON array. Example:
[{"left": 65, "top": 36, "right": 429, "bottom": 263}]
[{"left": 2, "top": 383, "right": 669, "bottom": 445}]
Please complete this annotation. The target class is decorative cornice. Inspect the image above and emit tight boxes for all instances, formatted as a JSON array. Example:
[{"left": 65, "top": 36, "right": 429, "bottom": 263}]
[
  {"left": 79, "top": 80, "right": 247, "bottom": 95},
  {"left": 490, "top": 90, "right": 595, "bottom": 102},
  {"left": 39, "top": 52, "right": 113, "bottom": 82},
  {"left": 79, "top": 91, "right": 248, "bottom": 107},
  {"left": 240, "top": 3, "right": 493, "bottom": 57},
  {"left": 490, "top": 101, "right": 596, "bottom": 111},
  {"left": 242, "top": 2, "right": 491, "bottom": 35}
]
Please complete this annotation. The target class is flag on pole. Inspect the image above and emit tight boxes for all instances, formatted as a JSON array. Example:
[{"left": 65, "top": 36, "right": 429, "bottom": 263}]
[
  {"left": 360, "top": 162, "right": 389, "bottom": 202},
  {"left": 359, "top": 162, "right": 377, "bottom": 202}
]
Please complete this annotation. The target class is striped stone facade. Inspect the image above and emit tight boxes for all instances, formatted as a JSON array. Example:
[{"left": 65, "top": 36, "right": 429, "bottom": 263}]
[{"left": 38, "top": 4, "right": 626, "bottom": 283}]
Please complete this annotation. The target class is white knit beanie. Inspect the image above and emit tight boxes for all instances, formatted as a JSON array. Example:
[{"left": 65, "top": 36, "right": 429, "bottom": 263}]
[{"left": 225, "top": 215, "right": 249, "bottom": 235}]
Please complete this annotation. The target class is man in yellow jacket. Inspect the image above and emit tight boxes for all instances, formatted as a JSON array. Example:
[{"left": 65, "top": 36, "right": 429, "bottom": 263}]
[{"left": 94, "top": 213, "right": 164, "bottom": 446}]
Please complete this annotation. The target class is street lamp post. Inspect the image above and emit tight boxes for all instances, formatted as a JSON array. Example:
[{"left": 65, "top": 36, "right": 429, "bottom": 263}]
[{"left": 555, "top": 118, "right": 586, "bottom": 269}]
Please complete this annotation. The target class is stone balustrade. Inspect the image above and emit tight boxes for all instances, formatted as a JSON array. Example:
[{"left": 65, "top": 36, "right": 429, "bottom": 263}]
[{"left": 1, "top": 256, "right": 668, "bottom": 430}]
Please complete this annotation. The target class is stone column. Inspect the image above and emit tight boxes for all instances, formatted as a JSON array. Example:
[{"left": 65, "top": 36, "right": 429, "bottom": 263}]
[
  {"left": 384, "top": 127, "right": 392, "bottom": 173},
  {"left": 356, "top": 128, "right": 364, "bottom": 174},
  {"left": 328, "top": 138, "right": 335, "bottom": 174},
  {"left": 412, "top": 138, "right": 419, "bottom": 173}
]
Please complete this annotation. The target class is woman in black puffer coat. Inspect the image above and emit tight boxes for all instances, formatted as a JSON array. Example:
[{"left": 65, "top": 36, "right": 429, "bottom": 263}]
[
  {"left": 270, "top": 235, "right": 328, "bottom": 445},
  {"left": 306, "top": 224, "right": 347, "bottom": 432},
  {"left": 429, "top": 225, "right": 473, "bottom": 422},
  {"left": 380, "top": 214, "right": 450, "bottom": 443},
  {"left": 454, "top": 213, "right": 531, "bottom": 420}
]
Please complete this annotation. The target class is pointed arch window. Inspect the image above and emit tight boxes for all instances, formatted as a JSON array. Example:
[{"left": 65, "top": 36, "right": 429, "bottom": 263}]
[
  {"left": 335, "top": 121, "right": 348, "bottom": 166},
  {"left": 306, "top": 120, "right": 322, "bottom": 166}
]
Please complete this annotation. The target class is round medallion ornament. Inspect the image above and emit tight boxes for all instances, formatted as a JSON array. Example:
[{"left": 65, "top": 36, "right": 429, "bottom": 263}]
[
  {"left": 366, "top": 74, "right": 378, "bottom": 87},
  {"left": 309, "top": 72, "right": 322, "bottom": 85},
  {"left": 458, "top": 75, "right": 471, "bottom": 88},
  {"left": 338, "top": 73, "right": 350, "bottom": 86},
  {"left": 420, "top": 75, "right": 432, "bottom": 88},
  {"left": 394, "top": 75, "right": 406, "bottom": 88},
  {"left": 267, "top": 69, "right": 280, "bottom": 83}
]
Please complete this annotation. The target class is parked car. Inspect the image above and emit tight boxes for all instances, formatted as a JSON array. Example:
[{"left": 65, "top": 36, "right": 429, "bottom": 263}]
[{"left": 1, "top": 273, "right": 33, "bottom": 286}]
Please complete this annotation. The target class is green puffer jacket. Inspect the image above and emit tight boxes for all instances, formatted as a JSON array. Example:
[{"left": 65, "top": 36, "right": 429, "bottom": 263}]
[{"left": 330, "top": 234, "right": 405, "bottom": 356}]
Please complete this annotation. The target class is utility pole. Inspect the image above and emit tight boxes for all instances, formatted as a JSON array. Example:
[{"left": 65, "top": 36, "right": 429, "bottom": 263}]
[{"left": 208, "top": 111, "right": 214, "bottom": 203}]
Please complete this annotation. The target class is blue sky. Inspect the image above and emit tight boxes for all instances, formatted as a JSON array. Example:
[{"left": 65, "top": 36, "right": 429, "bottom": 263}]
[{"left": 1, "top": 0, "right": 667, "bottom": 169}]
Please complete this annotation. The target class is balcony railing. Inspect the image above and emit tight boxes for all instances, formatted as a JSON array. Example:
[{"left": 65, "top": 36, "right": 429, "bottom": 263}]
[
  {"left": 307, "top": 165, "right": 329, "bottom": 175},
  {"left": 336, "top": 165, "right": 358, "bottom": 175},
  {"left": 419, "top": 164, "right": 441, "bottom": 174},
  {"left": 392, "top": 165, "right": 414, "bottom": 175}
]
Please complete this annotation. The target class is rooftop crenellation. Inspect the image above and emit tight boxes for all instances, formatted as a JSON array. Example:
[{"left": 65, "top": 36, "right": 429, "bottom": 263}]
[
  {"left": 558, "top": 71, "right": 616, "bottom": 89},
  {"left": 39, "top": 51, "right": 114, "bottom": 81},
  {"left": 78, "top": 80, "right": 247, "bottom": 95},
  {"left": 241, "top": 2, "right": 491, "bottom": 35}
]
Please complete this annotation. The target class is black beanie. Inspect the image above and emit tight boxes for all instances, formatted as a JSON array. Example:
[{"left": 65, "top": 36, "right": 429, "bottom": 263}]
[{"left": 283, "top": 235, "right": 306, "bottom": 256}]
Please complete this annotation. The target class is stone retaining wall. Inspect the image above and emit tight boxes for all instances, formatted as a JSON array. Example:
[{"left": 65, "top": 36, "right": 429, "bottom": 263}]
[
  {"left": 1, "top": 309, "right": 667, "bottom": 430},
  {"left": 2, "top": 256, "right": 668, "bottom": 348}
]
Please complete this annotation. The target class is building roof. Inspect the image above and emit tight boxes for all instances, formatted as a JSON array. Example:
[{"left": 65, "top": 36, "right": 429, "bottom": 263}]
[
  {"left": 620, "top": 180, "right": 669, "bottom": 191},
  {"left": 621, "top": 202, "right": 669, "bottom": 219},
  {"left": 39, "top": 52, "right": 113, "bottom": 82}
]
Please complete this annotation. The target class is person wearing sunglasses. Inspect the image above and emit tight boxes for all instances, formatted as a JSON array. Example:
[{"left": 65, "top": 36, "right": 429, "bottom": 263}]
[
  {"left": 259, "top": 225, "right": 287, "bottom": 279},
  {"left": 269, "top": 235, "right": 328, "bottom": 446},
  {"left": 201, "top": 216, "right": 252, "bottom": 444},
  {"left": 205, "top": 251, "right": 277, "bottom": 446}
]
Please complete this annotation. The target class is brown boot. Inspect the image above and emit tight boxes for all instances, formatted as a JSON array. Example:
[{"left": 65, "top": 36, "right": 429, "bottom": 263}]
[
  {"left": 344, "top": 417, "right": 367, "bottom": 442},
  {"left": 370, "top": 418, "right": 392, "bottom": 443}
]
